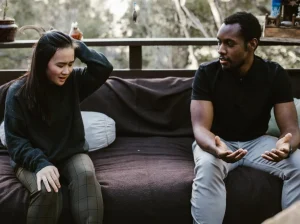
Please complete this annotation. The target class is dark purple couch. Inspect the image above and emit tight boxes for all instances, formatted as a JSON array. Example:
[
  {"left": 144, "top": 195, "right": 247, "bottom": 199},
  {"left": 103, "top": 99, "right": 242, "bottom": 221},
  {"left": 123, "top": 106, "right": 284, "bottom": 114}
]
[{"left": 0, "top": 76, "right": 284, "bottom": 224}]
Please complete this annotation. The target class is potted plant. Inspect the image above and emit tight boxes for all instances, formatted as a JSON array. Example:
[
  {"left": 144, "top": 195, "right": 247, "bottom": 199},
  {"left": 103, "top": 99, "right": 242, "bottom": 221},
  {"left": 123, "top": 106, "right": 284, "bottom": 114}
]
[{"left": 0, "top": 0, "right": 18, "bottom": 42}]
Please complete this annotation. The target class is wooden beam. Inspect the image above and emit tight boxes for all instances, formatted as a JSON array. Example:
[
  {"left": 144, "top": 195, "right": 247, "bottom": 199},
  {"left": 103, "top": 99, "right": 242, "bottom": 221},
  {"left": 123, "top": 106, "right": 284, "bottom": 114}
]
[
  {"left": 129, "top": 46, "right": 142, "bottom": 69},
  {"left": 1, "top": 68, "right": 300, "bottom": 79},
  {"left": 1, "top": 37, "right": 300, "bottom": 48},
  {"left": 264, "top": 28, "right": 300, "bottom": 39},
  {"left": 0, "top": 69, "right": 195, "bottom": 80}
]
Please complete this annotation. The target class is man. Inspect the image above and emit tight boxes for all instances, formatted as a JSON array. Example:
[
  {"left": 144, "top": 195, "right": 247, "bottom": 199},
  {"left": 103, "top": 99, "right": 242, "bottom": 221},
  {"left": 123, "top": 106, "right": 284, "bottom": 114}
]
[{"left": 190, "top": 11, "right": 300, "bottom": 224}]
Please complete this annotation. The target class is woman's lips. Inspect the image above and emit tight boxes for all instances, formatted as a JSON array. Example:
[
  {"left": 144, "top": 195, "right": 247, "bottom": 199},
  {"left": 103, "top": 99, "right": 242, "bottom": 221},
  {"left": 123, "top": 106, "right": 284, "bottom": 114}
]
[{"left": 58, "top": 77, "right": 67, "bottom": 82}]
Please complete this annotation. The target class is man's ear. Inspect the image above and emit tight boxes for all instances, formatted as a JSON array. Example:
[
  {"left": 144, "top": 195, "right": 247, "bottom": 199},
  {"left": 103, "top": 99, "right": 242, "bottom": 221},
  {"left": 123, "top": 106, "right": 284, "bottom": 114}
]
[{"left": 248, "top": 38, "right": 258, "bottom": 51}]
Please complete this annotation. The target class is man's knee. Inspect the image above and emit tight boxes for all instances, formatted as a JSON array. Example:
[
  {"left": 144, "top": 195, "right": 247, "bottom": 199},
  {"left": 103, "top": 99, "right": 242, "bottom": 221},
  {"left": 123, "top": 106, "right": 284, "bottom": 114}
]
[
  {"left": 194, "top": 150, "right": 224, "bottom": 171},
  {"left": 289, "top": 165, "right": 300, "bottom": 179},
  {"left": 193, "top": 145, "right": 228, "bottom": 181},
  {"left": 287, "top": 150, "right": 300, "bottom": 176}
]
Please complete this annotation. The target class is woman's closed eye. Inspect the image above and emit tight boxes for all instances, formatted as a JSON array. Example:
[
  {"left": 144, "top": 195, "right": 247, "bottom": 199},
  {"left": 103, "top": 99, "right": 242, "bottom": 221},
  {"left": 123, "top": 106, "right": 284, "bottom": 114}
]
[{"left": 56, "top": 62, "right": 73, "bottom": 68}]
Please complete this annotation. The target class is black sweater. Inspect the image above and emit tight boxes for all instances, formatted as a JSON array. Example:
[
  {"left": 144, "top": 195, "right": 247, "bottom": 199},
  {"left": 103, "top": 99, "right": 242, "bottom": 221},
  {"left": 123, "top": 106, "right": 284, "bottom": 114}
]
[{"left": 4, "top": 41, "right": 113, "bottom": 173}]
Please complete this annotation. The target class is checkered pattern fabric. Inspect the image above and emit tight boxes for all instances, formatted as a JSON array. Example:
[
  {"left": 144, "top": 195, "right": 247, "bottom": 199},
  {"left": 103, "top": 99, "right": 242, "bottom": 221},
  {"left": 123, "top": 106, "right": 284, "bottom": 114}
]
[{"left": 16, "top": 153, "right": 103, "bottom": 224}]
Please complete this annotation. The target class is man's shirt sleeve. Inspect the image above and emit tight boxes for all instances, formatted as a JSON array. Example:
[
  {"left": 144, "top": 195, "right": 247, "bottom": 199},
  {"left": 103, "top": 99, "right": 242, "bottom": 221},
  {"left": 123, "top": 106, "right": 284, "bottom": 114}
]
[
  {"left": 191, "top": 65, "right": 212, "bottom": 101},
  {"left": 272, "top": 64, "right": 293, "bottom": 104}
]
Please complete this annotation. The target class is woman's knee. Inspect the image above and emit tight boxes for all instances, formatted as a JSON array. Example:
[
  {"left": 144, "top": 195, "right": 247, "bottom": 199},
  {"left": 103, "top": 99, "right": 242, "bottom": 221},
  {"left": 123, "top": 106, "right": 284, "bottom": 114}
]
[
  {"left": 31, "top": 185, "right": 62, "bottom": 205},
  {"left": 72, "top": 169, "right": 97, "bottom": 187}
]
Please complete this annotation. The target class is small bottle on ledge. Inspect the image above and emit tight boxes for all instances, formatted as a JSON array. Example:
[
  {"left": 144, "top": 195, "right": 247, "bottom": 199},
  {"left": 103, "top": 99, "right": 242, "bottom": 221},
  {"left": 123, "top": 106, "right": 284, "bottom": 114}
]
[
  {"left": 271, "top": 0, "right": 282, "bottom": 17},
  {"left": 69, "top": 22, "right": 83, "bottom": 40}
]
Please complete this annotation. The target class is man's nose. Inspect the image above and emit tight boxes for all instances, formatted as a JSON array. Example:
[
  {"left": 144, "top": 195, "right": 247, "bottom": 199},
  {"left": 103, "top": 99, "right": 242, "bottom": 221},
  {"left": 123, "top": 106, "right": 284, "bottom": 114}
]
[{"left": 218, "top": 43, "right": 226, "bottom": 55}]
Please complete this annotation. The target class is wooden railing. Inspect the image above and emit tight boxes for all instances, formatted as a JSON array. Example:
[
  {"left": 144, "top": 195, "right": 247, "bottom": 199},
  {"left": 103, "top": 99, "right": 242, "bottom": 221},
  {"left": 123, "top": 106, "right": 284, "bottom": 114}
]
[{"left": 0, "top": 37, "right": 300, "bottom": 81}]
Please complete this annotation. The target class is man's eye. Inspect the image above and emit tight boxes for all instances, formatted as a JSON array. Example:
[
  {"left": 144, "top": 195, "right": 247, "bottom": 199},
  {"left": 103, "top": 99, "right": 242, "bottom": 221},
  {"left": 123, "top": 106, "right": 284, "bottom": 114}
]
[
  {"left": 57, "top": 65, "right": 64, "bottom": 68},
  {"left": 227, "top": 41, "right": 234, "bottom": 47}
]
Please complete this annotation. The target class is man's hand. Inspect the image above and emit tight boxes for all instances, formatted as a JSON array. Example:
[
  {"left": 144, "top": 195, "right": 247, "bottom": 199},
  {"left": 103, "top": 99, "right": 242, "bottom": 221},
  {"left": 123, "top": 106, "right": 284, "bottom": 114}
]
[
  {"left": 36, "top": 165, "right": 61, "bottom": 193},
  {"left": 215, "top": 136, "right": 247, "bottom": 163},
  {"left": 262, "top": 133, "right": 292, "bottom": 162}
]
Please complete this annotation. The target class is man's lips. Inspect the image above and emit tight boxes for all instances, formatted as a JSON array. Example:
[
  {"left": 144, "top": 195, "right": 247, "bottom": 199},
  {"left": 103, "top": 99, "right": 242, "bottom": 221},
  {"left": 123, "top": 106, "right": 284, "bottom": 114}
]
[{"left": 219, "top": 57, "right": 230, "bottom": 65}]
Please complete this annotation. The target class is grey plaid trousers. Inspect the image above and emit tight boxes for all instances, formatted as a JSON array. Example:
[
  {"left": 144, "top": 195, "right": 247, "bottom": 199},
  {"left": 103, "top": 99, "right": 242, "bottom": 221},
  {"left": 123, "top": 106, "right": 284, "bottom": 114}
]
[{"left": 15, "top": 153, "right": 103, "bottom": 224}]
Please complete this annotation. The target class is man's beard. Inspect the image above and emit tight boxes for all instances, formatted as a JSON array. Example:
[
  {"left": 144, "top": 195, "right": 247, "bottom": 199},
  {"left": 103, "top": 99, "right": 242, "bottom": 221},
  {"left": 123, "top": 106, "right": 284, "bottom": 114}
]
[{"left": 221, "top": 59, "right": 245, "bottom": 74}]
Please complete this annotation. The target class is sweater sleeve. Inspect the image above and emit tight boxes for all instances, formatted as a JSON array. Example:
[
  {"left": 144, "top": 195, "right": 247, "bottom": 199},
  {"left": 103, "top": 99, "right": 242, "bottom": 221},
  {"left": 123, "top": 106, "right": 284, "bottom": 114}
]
[
  {"left": 4, "top": 87, "right": 52, "bottom": 173},
  {"left": 72, "top": 41, "right": 113, "bottom": 102}
]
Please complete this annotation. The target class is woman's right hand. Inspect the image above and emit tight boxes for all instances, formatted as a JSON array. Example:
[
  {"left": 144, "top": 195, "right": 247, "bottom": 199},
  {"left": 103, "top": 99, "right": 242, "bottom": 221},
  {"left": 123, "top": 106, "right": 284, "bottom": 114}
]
[{"left": 36, "top": 166, "right": 61, "bottom": 193}]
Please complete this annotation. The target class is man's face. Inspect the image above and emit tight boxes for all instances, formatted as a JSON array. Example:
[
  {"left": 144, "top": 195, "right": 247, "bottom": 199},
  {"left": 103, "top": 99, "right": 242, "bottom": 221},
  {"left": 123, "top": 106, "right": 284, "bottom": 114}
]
[{"left": 217, "top": 23, "right": 253, "bottom": 74}]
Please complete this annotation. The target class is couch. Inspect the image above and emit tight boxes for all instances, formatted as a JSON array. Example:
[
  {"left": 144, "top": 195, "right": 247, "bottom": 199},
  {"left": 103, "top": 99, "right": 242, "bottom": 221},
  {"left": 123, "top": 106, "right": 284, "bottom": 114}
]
[{"left": 1, "top": 72, "right": 297, "bottom": 224}]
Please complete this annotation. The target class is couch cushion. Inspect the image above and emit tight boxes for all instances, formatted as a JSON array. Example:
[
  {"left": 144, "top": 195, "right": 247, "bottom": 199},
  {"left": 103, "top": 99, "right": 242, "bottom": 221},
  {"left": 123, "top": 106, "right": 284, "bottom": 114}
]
[
  {"left": 90, "top": 136, "right": 195, "bottom": 224},
  {"left": 267, "top": 98, "right": 300, "bottom": 138},
  {"left": 0, "top": 152, "right": 29, "bottom": 224},
  {"left": 224, "top": 166, "right": 282, "bottom": 224},
  {"left": 80, "top": 77, "right": 194, "bottom": 137}
]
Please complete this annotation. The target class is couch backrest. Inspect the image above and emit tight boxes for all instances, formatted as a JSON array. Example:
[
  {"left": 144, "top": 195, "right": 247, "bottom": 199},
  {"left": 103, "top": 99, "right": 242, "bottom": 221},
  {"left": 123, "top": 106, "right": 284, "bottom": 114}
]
[{"left": 80, "top": 77, "right": 194, "bottom": 137}]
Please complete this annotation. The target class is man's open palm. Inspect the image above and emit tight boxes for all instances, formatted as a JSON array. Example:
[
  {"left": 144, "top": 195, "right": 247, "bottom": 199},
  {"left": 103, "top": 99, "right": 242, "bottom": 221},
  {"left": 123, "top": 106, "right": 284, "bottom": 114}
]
[
  {"left": 262, "top": 133, "right": 292, "bottom": 162},
  {"left": 215, "top": 136, "right": 247, "bottom": 163}
]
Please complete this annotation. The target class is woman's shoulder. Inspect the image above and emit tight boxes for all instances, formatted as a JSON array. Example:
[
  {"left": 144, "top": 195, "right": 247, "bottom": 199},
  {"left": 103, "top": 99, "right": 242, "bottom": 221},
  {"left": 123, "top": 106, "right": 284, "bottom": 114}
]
[{"left": 6, "top": 77, "right": 26, "bottom": 100}]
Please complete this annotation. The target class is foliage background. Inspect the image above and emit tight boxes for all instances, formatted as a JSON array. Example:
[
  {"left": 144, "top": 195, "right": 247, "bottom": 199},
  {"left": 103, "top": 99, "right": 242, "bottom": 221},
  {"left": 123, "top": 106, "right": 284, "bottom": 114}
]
[{"left": 0, "top": 0, "right": 299, "bottom": 69}]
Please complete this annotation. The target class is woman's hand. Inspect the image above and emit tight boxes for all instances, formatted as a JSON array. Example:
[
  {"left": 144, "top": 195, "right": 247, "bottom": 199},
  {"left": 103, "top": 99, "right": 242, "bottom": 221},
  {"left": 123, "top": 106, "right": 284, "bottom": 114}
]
[{"left": 36, "top": 165, "right": 61, "bottom": 193}]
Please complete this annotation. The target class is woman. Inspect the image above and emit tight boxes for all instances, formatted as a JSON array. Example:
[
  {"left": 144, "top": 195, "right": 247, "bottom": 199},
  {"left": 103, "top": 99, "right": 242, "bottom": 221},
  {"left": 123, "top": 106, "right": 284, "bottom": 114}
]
[{"left": 4, "top": 30, "right": 113, "bottom": 224}]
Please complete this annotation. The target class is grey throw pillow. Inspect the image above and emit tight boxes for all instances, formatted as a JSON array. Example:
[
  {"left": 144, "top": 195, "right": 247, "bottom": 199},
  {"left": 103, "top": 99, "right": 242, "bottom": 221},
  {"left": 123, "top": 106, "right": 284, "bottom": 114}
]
[
  {"left": 0, "top": 111, "right": 116, "bottom": 151},
  {"left": 81, "top": 111, "right": 116, "bottom": 151},
  {"left": 267, "top": 98, "right": 300, "bottom": 137},
  {"left": 0, "top": 121, "right": 6, "bottom": 147}
]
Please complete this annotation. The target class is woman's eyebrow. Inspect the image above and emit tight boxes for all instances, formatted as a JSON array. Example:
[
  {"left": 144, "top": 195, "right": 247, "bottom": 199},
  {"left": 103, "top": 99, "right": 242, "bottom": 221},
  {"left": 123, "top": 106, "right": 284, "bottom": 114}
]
[{"left": 56, "top": 60, "right": 75, "bottom": 65}]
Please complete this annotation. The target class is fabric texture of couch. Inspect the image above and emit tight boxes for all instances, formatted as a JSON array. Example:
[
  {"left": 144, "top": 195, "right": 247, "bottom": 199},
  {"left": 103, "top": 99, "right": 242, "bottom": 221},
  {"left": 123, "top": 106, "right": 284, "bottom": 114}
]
[{"left": 0, "top": 76, "right": 284, "bottom": 224}]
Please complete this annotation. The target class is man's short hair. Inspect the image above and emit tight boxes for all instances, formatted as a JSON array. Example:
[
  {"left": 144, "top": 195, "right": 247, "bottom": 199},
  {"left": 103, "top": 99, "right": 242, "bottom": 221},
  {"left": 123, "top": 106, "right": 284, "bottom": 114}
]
[{"left": 224, "top": 12, "right": 262, "bottom": 43}]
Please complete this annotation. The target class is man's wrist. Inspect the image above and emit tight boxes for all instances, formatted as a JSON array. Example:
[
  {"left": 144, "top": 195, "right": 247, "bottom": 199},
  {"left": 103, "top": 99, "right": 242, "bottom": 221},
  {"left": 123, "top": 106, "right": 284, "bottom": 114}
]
[
  {"left": 205, "top": 145, "right": 219, "bottom": 158},
  {"left": 286, "top": 144, "right": 293, "bottom": 159}
]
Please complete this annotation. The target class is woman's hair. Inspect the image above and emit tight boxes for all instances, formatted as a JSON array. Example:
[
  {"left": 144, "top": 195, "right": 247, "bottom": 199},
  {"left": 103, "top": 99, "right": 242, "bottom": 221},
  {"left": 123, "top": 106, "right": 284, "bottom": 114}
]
[{"left": 22, "top": 30, "right": 76, "bottom": 120}]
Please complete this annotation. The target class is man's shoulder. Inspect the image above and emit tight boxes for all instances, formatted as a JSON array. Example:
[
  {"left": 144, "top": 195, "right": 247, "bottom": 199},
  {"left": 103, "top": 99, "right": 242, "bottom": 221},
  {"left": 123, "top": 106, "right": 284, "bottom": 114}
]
[
  {"left": 197, "top": 59, "right": 221, "bottom": 75},
  {"left": 199, "top": 59, "right": 220, "bottom": 69},
  {"left": 255, "top": 56, "right": 284, "bottom": 73}
]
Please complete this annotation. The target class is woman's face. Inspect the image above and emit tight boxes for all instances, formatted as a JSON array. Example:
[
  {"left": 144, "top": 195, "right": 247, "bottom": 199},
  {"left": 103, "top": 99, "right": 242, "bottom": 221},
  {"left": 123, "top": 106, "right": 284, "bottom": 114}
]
[{"left": 46, "top": 47, "right": 75, "bottom": 86}]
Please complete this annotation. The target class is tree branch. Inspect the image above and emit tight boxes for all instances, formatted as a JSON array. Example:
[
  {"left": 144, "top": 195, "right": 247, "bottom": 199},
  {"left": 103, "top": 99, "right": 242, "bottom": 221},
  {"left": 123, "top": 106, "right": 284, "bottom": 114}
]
[
  {"left": 173, "top": 0, "right": 199, "bottom": 68},
  {"left": 207, "top": 0, "right": 222, "bottom": 29}
]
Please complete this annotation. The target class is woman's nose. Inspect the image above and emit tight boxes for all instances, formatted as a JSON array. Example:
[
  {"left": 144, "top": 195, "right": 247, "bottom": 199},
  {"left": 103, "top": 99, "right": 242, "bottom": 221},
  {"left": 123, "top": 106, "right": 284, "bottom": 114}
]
[{"left": 62, "top": 66, "right": 69, "bottom": 75}]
